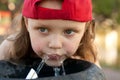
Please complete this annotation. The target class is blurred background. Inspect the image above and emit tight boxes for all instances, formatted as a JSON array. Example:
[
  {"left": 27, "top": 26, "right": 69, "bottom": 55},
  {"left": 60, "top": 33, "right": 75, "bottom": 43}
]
[{"left": 0, "top": 0, "right": 120, "bottom": 80}]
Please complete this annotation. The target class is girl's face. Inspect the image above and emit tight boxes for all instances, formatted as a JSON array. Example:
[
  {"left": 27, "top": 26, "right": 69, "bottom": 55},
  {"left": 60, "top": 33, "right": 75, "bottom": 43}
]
[{"left": 25, "top": 19, "right": 86, "bottom": 67}]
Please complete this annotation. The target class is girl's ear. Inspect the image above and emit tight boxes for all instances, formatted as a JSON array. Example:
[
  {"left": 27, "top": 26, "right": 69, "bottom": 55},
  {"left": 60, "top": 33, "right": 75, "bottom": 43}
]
[
  {"left": 23, "top": 17, "right": 29, "bottom": 31},
  {"left": 85, "top": 20, "right": 95, "bottom": 40},
  {"left": 89, "top": 20, "right": 95, "bottom": 39},
  {"left": 24, "top": 17, "right": 28, "bottom": 28}
]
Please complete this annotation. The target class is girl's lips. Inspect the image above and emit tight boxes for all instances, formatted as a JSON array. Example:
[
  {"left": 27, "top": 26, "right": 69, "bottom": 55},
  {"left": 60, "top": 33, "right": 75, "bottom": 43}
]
[{"left": 47, "top": 54, "right": 61, "bottom": 60}]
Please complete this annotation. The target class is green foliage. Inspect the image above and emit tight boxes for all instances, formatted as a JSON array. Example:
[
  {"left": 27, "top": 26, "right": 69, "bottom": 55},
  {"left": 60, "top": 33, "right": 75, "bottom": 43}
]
[
  {"left": 92, "top": 0, "right": 115, "bottom": 18},
  {"left": 0, "top": 3, "right": 8, "bottom": 11},
  {"left": 116, "top": 13, "right": 120, "bottom": 24},
  {"left": 115, "top": 0, "right": 120, "bottom": 24},
  {"left": 0, "top": 0, "right": 8, "bottom": 11},
  {"left": 8, "top": 0, "right": 16, "bottom": 3},
  {"left": 92, "top": 0, "right": 120, "bottom": 24}
]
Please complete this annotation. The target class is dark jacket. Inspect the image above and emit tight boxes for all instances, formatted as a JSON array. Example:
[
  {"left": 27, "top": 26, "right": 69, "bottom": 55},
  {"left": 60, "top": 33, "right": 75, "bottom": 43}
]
[{"left": 0, "top": 58, "right": 106, "bottom": 80}]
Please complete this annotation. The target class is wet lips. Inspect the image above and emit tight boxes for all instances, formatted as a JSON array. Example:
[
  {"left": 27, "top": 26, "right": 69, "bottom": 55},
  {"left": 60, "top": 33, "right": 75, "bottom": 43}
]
[{"left": 48, "top": 54, "right": 61, "bottom": 60}]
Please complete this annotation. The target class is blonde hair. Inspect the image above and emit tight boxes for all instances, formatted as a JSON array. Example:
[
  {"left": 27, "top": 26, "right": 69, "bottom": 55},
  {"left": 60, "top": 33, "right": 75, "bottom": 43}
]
[{"left": 75, "top": 20, "right": 97, "bottom": 62}]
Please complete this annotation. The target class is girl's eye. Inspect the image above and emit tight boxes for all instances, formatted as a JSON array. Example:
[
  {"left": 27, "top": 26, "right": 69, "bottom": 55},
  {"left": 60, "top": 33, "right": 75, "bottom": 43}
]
[
  {"left": 39, "top": 27, "right": 48, "bottom": 33},
  {"left": 64, "top": 30, "right": 74, "bottom": 35}
]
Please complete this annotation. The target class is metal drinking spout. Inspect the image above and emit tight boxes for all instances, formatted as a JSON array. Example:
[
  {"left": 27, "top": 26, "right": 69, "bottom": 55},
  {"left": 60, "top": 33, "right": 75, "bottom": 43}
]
[{"left": 26, "top": 56, "right": 48, "bottom": 79}]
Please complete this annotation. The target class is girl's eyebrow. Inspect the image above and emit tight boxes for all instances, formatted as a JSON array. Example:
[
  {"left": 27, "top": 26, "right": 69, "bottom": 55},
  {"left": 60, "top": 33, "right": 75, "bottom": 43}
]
[
  {"left": 63, "top": 24, "right": 83, "bottom": 30},
  {"left": 33, "top": 22, "right": 49, "bottom": 27},
  {"left": 33, "top": 20, "right": 85, "bottom": 30},
  {"left": 33, "top": 23, "right": 55, "bottom": 28}
]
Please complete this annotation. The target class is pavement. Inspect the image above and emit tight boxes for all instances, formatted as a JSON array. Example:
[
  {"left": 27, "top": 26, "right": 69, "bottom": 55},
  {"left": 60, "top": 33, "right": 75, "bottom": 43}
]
[
  {"left": 103, "top": 68, "right": 120, "bottom": 80},
  {"left": 0, "top": 36, "right": 4, "bottom": 44}
]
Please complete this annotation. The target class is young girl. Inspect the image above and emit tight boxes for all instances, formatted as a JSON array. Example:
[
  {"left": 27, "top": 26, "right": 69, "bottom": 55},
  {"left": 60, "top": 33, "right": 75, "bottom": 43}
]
[{"left": 0, "top": 0, "right": 105, "bottom": 79}]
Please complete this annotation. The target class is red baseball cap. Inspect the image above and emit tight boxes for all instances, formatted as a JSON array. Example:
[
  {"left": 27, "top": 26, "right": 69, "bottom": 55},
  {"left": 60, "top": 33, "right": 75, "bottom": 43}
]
[{"left": 22, "top": 0, "right": 93, "bottom": 22}]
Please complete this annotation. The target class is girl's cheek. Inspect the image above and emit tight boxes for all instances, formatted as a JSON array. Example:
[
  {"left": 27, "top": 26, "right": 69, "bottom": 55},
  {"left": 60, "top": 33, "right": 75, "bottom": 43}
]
[
  {"left": 66, "top": 43, "right": 79, "bottom": 56},
  {"left": 31, "top": 40, "right": 44, "bottom": 55}
]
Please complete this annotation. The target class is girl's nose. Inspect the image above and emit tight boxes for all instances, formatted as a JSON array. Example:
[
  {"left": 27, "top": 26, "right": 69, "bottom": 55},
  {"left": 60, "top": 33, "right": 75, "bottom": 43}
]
[{"left": 48, "top": 35, "right": 62, "bottom": 49}]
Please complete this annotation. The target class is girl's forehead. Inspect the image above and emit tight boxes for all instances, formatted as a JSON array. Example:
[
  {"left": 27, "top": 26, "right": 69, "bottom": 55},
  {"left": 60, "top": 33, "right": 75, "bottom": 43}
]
[{"left": 28, "top": 19, "right": 86, "bottom": 27}]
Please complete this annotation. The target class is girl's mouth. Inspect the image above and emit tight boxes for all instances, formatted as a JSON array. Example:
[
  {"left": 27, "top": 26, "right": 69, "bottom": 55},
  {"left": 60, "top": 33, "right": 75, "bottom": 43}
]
[
  {"left": 43, "top": 54, "right": 66, "bottom": 67},
  {"left": 47, "top": 54, "right": 61, "bottom": 60}
]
